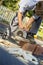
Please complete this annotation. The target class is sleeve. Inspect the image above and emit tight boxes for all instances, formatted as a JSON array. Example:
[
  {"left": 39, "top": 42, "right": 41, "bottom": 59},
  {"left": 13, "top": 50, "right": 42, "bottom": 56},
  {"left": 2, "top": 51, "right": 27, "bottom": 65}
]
[
  {"left": 18, "top": 0, "right": 27, "bottom": 14},
  {"left": 32, "top": 14, "right": 40, "bottom": 20}
]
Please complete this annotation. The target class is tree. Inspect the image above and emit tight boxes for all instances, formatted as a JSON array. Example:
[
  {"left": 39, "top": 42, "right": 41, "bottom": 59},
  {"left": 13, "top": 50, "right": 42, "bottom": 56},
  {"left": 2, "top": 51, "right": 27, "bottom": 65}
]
[{"left": 2, "top": 0, "right": 20, "bottom": 11}]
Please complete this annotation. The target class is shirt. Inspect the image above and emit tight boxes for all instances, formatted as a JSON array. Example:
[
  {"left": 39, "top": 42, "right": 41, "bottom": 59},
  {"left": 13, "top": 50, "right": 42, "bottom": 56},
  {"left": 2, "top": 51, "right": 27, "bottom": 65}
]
[{"left": 19, "top": 0, "right": 40, "bottom": 20}]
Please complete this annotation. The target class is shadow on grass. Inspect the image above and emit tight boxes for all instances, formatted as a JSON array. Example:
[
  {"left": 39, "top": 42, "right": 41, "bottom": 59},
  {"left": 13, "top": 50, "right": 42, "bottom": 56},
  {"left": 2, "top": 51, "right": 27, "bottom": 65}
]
[
  {"left": 0, "top": 47, "right": 43, "bottom": 65},
  {"left": 0, "top": 47, "right": 26, "bottom": 65}
]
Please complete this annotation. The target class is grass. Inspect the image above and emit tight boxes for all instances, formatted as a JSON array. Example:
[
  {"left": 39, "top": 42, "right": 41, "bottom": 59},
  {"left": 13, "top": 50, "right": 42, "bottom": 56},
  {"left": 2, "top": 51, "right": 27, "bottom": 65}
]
[{"left": 36, "top": 21, "right": 43, "bottom": 40}]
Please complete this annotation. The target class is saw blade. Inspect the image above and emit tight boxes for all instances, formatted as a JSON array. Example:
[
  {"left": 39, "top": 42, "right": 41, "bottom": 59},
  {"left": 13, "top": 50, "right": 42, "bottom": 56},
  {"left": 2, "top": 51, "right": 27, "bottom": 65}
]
[{"left": 13, "top": 28, "right": 27, "bottom": 38}]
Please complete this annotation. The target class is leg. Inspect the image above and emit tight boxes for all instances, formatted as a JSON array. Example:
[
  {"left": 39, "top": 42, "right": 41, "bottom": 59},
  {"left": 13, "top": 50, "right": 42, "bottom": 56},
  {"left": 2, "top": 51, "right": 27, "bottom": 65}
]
[
  {"left": 26, "top": 17, "right": 42, "bottom": 44},
  {"left": 29, "top": 17, "right": 42, "bottom": 34}
]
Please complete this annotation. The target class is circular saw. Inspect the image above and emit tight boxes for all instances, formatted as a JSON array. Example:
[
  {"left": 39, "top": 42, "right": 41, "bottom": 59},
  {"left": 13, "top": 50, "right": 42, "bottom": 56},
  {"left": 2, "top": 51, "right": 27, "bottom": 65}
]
[{"left": 13, "top": 28, "right": 27, "bottom": 38}]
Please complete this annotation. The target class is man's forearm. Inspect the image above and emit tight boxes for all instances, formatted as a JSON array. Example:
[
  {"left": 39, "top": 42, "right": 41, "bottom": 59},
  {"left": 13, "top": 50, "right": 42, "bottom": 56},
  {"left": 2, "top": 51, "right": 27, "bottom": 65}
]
[
  {"left": 18, "top": 11, "right": 23, "bottom": 25},
  {"left": 27, "top": 16, "right": 35, "bottom": 27}
]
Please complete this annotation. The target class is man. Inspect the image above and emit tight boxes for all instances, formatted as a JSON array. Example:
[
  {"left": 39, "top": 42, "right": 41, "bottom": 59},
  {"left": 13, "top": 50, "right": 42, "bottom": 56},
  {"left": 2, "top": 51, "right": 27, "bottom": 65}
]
[
  {"left": 18, "top": 0, "right": 42, "bottom": 39},
  {"left": 11, "top": 0, "right": 42, "bottom": 38}
]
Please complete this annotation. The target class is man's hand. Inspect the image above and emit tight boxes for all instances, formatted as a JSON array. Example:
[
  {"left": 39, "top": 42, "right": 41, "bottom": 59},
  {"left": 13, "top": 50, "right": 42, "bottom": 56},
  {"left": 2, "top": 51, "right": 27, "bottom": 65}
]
[{"left": 23, "top": 24, "right": 30, "bottom": 31}]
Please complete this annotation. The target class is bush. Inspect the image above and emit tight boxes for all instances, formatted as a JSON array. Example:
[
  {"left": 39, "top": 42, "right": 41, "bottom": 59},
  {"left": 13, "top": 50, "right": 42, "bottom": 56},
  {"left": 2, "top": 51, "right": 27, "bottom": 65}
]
[{"left": 2, "top": 0, "right": 20, "bottom": 11}]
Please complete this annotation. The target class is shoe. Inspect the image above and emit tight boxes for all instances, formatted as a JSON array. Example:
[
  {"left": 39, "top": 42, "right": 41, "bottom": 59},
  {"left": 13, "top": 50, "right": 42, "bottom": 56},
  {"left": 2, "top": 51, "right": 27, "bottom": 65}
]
[{"left": 26, "top": 32, "right": 36, "bottom": 44}]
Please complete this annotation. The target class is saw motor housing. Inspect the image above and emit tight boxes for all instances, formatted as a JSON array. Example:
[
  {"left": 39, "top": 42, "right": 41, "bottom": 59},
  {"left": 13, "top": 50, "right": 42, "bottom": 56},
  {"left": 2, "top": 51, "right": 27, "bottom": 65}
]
[{"left": 10, "top": 16, "right": 32, "bottom": 38}]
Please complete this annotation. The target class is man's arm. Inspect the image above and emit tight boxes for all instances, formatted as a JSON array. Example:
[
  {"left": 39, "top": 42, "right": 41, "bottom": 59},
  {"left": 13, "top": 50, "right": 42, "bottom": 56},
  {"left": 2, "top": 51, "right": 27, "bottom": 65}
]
[
  {"left": 26, "top": 16, "right": 35, "bottom": 27},
  {"left": 27, "top": 14, "right": 40, "bottom": 26},
  {"left": 18, "top": 0, "right": 27, "bottom": 29},
  {"left": 18, "top": 11, "right": 23, "bottom": 29},
  {"left": 24, "top": 14, "right": 40, "bottom": 31}
]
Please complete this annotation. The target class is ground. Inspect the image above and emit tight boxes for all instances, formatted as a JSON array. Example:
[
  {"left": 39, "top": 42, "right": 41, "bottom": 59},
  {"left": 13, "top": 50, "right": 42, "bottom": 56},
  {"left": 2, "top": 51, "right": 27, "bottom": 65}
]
[{"left": 0, "top": 38, "right": 43, "bottom": 65}]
